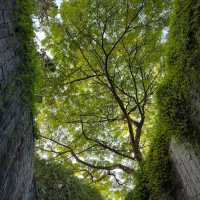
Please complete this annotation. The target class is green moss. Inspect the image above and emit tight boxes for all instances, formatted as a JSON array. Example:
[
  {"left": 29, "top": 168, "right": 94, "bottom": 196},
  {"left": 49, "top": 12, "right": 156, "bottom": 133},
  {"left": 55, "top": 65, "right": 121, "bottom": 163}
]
[
  {"left": 143, "top": 118, "right": 174, "bottom": 199},
  {"left": 127, "top": 0, "right": 200, "bottom": 199},
  {"left": 125, "top": 167, "right": 150, "bottom": 200},
  {"left": 165, "top": 0, "right": 200, "bottom": 141},
  {"left": 145, "top": 0, "right": 200, "bottom": 198},
  {"left": 14, "top": 0, "right": 43, "bottom": 114}
]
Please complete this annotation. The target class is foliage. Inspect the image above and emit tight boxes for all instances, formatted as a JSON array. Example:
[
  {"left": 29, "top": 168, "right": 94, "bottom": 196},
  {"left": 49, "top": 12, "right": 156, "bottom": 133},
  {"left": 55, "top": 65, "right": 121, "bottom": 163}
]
[
  {"left": 143, "top": 119, "right": 173, "bottom": 199},
  {"left": 125, "top": 167, "right": 149, "bottom": 200},
  {"left": 35, "top": 0, "right": 58, "bottom": 24},
  {"left": 14, "top": 0, "right": 44, "bottom": 113},
  {"left": 166, "top": 0, "right": 200, "bottom": 141},
  {"left": 145, "top": 0, "right": 200, "bottom": 196},
  {"left": 34, "top": 0, "right": 200, "bottom": 199},
  {"left": 125, "top": 105, "right": 174, "bottom": 200},
  {"left": 35, "top": 158, "right": 104, "bottom": 200},
  {"left": 36, "top": 1, "right": 170, "bottom": 196},
  {"left": 126, "top": 0, "right": 200, "bottom": 199}
]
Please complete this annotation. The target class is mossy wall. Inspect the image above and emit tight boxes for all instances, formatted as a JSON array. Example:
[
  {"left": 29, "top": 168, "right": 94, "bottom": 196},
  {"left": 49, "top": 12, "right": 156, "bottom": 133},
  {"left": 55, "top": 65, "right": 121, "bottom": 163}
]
[
  {"left": 147, "top": 0, "right": 200, "bottom": 198},
  {"left": 0, "top": 0, "right": 40, "bottom": 199},
  {"left": 126, "top": 0, "right": 200, "bottom": 199}
]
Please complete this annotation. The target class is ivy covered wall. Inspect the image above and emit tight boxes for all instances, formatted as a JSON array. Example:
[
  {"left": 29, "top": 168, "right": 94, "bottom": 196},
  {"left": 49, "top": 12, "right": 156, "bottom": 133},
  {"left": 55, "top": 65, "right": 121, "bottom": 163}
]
[
  {"left": 126, "top": 0, "right": 200, "bottom": 199},
  {"left": 0, "top": 0, "right": 39, "bottom": 199}
]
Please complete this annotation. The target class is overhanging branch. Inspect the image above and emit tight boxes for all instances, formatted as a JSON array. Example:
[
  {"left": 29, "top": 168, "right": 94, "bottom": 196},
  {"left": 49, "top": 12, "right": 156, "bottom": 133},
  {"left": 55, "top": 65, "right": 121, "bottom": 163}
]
[
  {"left": 80, "top": 119, "right": 135, "bottom": 161},
  {"left": 39, "top": 134, "right": 135, "bottom": 174}
]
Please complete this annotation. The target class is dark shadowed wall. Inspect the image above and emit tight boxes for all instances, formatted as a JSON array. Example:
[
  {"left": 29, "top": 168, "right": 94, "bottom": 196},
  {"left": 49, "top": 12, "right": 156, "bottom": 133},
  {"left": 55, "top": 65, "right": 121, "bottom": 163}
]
[
  {"left": 169, "top": 0, "right": 200, "bottom": 199},
  {"left": 0, "top": 1, "right": 35, "bottom": 199}
]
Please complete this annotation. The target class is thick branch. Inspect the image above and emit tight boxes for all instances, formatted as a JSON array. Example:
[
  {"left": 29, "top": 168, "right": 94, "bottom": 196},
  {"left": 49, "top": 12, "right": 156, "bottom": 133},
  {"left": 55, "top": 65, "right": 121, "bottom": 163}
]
[
  {"left": 39, "top": 134, "right": 135, "bottom": 174},
  {"left": 103, "top": 56, "right": 142, "bottom": 161}
]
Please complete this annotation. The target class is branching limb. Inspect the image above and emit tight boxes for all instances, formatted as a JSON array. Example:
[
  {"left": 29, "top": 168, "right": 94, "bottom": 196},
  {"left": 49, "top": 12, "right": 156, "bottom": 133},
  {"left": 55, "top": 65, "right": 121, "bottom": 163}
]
[
  {"left": 80, "top": 119, "right": 135, "bottom": 161},
  {"left": 65, "top": 74, "right": 103, "bottom": 85},
  {"left": 39, "top": 134, "right": 135, "bottom": 174}
]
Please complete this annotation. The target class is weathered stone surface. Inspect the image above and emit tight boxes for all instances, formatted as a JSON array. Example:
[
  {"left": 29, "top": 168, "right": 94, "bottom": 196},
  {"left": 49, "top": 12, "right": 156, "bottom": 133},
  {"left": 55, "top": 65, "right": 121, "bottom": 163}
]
[
  {"left": 0, "top": 1, "right": 35, "bottom": 200},
  {"left": 170, "top": 138, "right": 200, "bottom": 200},
  {"left": 169, "top": 75, "right": 200, "bottom": 199}
]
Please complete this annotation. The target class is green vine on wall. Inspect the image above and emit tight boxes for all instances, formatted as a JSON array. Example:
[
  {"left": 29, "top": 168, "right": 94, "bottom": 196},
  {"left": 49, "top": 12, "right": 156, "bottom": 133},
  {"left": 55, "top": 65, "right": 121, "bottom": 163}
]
[
  {"left": 166, "top": 0, "right": 200, "bottom": 141},
  {"left": 126, "top": 0, "right": 200, "bottom": 199},
  {"left": 14, "top": 0, "right": 43, "bottom": 114}
]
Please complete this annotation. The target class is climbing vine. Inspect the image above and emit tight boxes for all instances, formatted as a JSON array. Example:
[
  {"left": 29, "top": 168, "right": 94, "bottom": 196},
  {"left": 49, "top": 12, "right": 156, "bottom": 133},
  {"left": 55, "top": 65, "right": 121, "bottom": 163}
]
[
  {"left": 14, "top": 0, "right": 43, "bottom": 113},
  {"left": 126, "top": 0, "right": 200, "bottom": 199}
]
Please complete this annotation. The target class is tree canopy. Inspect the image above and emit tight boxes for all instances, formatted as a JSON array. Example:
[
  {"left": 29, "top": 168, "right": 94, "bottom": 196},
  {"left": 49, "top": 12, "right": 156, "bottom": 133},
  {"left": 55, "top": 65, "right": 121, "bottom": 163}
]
[{"left": 36, "top": 0, "right": 171, "bottom": 197}]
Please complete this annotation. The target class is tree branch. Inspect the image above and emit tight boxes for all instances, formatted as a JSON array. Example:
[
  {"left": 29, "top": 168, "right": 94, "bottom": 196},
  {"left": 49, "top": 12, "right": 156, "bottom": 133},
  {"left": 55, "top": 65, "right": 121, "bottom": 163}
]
[
  {"left": 39, "top": 134, "right": 135, "bottom": 174},
  {"left": 80, "top": 119, "right": 135, "bottom": 161},
  {"left": 66, "top": 74, "right": 103, "bottom": 85}
]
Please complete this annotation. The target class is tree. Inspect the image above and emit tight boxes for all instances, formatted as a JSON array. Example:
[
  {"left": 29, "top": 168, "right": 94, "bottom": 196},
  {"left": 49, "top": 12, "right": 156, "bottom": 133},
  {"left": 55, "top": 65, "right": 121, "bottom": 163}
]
[
  {"left": 37, "top": 0, "right": 170, "bottom": 192},
  {"left": 35, "top": 158, "right": 104, "bottom": 200}
]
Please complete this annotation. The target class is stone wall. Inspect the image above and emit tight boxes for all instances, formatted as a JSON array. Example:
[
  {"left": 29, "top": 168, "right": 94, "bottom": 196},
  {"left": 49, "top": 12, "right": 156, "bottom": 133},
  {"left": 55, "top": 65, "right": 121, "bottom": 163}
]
[
  {"left": 170, "top": 86, "right": 200, "bottom": 200},
  {"left": 0, "top": 1, "right": 35, "bottom": 199},
  {"left": 170, "top": 76, "right": 200, "bottom": 200},
  {"left": 170, "top": 138, "right": 200, "bottom": 200},
  {"left": 168, "top": 0, "right": 200, "bottom": 198},
  {"left": 169, "top": 79, "right": 200, "bottom": 199}
]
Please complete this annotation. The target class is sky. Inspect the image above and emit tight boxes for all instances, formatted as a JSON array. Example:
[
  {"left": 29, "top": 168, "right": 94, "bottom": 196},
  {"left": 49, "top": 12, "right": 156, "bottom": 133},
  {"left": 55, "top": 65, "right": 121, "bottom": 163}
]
[{"left": 56, "top": 0, "right": 62, "bottom": 6}]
